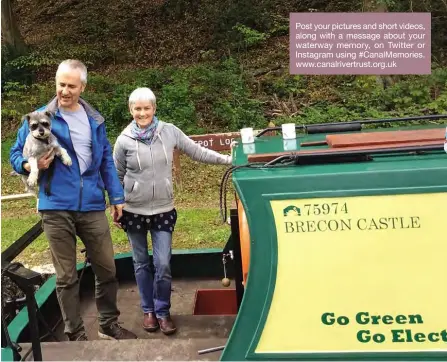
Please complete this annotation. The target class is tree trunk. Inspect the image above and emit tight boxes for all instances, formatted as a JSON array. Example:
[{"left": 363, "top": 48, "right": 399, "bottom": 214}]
[{"left": 1, "top": 0, "right": 28, "bottom": 57}]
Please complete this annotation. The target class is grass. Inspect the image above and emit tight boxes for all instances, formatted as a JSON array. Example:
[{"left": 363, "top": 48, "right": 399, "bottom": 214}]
[
  {"left": 1, "top": 136, "right": 233, "bottom": 267},
  {"left": 1, "top": 208, "right": 229, "bottom": 268}
]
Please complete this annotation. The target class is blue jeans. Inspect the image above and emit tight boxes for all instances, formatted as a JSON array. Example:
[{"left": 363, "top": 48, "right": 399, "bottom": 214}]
[{"left": 127, "top": 229, "right": 172, "bottom": 318}]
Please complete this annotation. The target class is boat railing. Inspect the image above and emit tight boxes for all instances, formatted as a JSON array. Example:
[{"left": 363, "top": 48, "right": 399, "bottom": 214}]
[
  {"left": 1, "top": 221, "right": 45, "bottom": 361},
  {"left": 255, "top": 114, "right": 447, "bottom": 137}
]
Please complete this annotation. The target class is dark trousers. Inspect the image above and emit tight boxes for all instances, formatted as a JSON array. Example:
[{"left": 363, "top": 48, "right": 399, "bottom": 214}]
[{"left": 40, "top": 210, "right": 120, "bottom": 336}]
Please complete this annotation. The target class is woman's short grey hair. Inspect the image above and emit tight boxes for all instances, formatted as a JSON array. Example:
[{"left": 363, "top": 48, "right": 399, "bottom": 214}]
[
  {"left": 56, "top": 59, "right": 88, "bottom": 84},
  {"left": 128, "top": 88, "right": 157, "bottom": 108}
]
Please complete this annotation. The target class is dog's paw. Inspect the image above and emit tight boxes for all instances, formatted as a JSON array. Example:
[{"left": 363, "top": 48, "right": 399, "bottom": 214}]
[
  {"left": 27, "top": 174, "right": 38, "bottom": 187},
  {"left": 62, "top": 155, "right": 72, "bottom": 166}
]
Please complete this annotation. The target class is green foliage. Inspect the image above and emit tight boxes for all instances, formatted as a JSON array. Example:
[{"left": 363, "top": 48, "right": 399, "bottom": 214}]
[
  {"left": 260, "top": 69, "right": 447, "bottom": 126},
  {"left": 1, "top": 45, "right": 34, "bottom": 87},
  {"left": 232, "top": 23, "right": 269, "bottom": 50},
  {"left": 158, "top": 77, "right": 198, "bottom": 134},
  {"left": 211, "top": 0, "right": 274, "bottom": 48},
  {"left": 266, "top": 74, "right": 308, "bottom": 98},
  {"left": 3, "top": 60, "right": 446, "bottom": 140},
  {"left": 3, "top": 59, "right": 447, "bottom": 141},
  {"left": 184, "top": 58, "right": 265, "bottom": 130},
  {"left": 83, "top": 78, "right": 138, "bottom": 138},
  {"left": 369, "top": 69, "right": 447, "bottom": 114},
  {"left": 1, "top": 44, "right": 117, "bottom": 89},
  {"left": 267, "top": 14, "right": 289, "bottom": 37},
  {"left": 83, "top": 59, "right": 266, "bottom": 137},
  {"left": 1, "top": 81, "right": 55, "bottom": 135},
  {"left": 7, "top": 52, "right": 59, "bottom": 70},
  {"left": 1, "top": 58, "right": 266, "bottom": 139}
]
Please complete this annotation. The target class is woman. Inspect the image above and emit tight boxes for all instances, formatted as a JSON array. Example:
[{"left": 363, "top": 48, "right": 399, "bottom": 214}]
[{"left": 113, "top": 87, "right": 231, "bottom": 335}]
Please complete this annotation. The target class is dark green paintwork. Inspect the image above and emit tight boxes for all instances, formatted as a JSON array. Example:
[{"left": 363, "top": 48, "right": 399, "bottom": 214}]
[
  {"left": 1, "top": 348, "right": 14, "bottom": 362},
  {"left": 222, "top": 125, "right": 447, "bottom": 361}
]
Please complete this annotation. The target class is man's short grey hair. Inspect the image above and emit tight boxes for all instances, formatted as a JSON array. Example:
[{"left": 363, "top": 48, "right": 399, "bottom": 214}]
[
  {"left": 55, "top": 59, "right": 88, "bottom": 84},
  {"left": 128, "top": 88, "right": 157, "bottom": 108}
]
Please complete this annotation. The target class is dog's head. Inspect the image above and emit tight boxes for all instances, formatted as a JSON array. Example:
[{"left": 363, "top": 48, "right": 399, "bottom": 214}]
[{"left": 24, "top": 111, "right": 54, "bottom": 139}]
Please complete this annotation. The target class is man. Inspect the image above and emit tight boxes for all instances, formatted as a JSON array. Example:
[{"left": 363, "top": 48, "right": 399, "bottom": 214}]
[{"left": 10, "top": 59, "right": 137, "bottom": 341}]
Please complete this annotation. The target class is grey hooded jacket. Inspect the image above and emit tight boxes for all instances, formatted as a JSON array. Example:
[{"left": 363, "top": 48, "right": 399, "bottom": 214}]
[{"left": 113, "top": 120, "right": 232, "bottom": 216}]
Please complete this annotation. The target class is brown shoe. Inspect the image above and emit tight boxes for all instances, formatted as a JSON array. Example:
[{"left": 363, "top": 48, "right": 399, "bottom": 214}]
[
  {"left": 143, "top": 312, "right": 159, "bottom": 332},
  {"left": 157, "top": 316, "right": 177, "bottom": 335},
  {"left": 98, "top": 323, "right": 137, "bottom": 340}
]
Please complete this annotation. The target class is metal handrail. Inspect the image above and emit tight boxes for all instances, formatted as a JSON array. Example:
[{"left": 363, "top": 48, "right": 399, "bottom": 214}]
[
  {"left": 1, "top": 219, "right": 88, "bottom": 361},
  {"left": 2, "top": 221, "right": 45, "bottom": 361},
  {"left": 256, "top": 114, "right": 447, "bottom": 137},
  {"left": 1, "top": 193, "right": 34, "bottom": 202},
  {"left": 1, "top": 262, "right": 43, "bottom": 361},
  {"left": 2, "top": 222, "right": 43, "bottom": 264}
]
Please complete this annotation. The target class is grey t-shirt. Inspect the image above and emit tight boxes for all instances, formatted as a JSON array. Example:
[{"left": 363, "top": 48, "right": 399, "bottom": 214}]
[{"left": 60, "top": 106, "right": 92, "bottom": 174}]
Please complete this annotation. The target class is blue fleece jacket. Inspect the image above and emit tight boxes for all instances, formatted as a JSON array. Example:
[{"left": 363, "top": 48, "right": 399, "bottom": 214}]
[{"left": 10, "top": 97, "right": 124, "bottom": 211}]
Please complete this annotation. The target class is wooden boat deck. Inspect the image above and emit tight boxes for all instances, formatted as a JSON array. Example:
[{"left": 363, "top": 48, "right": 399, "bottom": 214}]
[{"left": 22, "top": 279, "right": 236, "bottom": 361}]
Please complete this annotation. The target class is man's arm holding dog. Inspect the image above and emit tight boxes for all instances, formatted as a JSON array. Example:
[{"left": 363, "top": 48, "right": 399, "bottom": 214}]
[
  {"left": 10, "top": 120, "right": 54, "bottom": 174},
  {"left": 98, "top": 123, "right": 125, "bottom": 224}
]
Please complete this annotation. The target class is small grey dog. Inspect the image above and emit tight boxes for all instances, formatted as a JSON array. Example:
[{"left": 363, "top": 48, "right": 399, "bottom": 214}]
[{"left": 22, "top": 111, "right": 72, "bottom": 193}]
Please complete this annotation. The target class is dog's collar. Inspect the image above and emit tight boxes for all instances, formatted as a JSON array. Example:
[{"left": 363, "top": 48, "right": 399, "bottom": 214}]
[{"left": 32, "top": 136, "right": 50, "bottom": 145}]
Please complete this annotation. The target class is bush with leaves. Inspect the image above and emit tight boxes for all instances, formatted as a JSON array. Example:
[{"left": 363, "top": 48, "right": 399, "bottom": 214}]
[{"left": 2, "top": 58, "right": 266, "bottom": 139}]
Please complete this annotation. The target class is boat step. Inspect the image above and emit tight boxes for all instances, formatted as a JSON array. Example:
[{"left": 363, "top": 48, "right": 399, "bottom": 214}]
[
  {"left": 20, "top": 337, "right": 228, "bottom": 361},
  {"left": 74, "top": 314, "right": 236, "bottom": 341}
]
